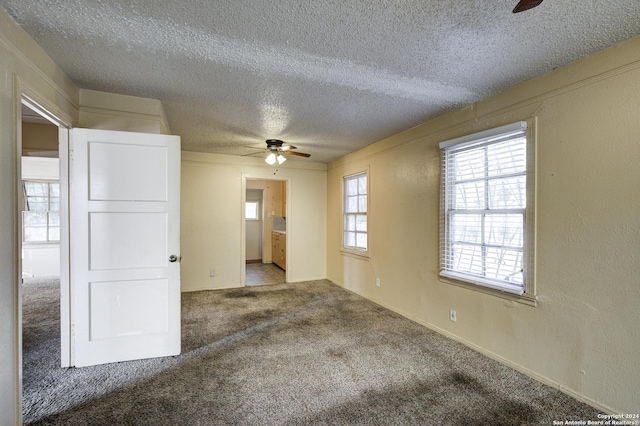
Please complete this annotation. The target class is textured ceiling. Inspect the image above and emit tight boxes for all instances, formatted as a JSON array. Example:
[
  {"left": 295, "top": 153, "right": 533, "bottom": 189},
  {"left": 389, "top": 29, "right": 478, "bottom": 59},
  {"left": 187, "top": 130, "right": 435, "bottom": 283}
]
[{"left": 3, "top": 1, "right": 640, "bottom": 163}]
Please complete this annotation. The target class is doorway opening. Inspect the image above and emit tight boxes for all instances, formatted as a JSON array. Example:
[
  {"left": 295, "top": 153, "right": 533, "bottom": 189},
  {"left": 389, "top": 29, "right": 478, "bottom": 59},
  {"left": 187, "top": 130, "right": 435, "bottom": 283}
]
[
  {"left": 245, "top": 179, "right": 287, "bottom": 287},
  {"left": 19, "top": 101, "right": 65, "bottom": 421}
]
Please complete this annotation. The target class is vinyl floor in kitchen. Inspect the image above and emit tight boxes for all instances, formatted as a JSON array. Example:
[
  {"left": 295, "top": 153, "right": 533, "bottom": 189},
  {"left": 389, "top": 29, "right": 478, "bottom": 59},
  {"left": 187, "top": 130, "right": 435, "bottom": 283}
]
[{"left": 245, "top": 262, "right": 285, "bottom": 287}]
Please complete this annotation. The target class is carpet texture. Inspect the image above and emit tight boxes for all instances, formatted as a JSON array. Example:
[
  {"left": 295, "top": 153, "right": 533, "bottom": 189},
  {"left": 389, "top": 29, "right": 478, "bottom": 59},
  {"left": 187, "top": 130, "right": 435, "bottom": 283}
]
[{"left": 23, "top": 278, "right": 600, "bottom": 425}]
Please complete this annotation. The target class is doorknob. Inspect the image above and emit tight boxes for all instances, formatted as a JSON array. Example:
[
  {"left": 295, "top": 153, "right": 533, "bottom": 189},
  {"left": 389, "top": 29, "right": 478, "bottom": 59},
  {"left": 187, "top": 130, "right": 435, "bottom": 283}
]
[{"left": 169, "top": 255, "right": 181, "bottom": 263}]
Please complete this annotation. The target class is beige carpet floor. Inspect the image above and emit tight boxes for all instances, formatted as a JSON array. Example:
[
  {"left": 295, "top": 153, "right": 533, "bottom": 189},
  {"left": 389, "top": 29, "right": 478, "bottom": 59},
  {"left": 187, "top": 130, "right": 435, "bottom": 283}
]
[{"left": 22, "top": 278, "right": 601, "bottom": 425}]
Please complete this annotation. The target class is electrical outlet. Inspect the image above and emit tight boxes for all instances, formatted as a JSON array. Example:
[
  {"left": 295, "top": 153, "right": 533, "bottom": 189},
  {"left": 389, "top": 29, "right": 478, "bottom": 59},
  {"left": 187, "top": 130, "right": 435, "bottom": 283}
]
[
  {"left": 450, "top": 309, "right": 457, "bottom": 322},
  {"left": 375, "top": 278, "right": 381, "bottom": 287},
  {"left": 210, "top": 269, "right": 216, "bottom": 277}
]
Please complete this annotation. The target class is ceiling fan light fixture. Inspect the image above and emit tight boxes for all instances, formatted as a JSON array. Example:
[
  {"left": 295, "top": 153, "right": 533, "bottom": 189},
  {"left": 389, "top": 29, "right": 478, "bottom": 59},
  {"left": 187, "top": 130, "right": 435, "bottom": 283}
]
[
  {"left": 257, "top": 139, "right": 310, "bottom": 161},
  {"left": 265, "top": 152, "right": 277, "bottom": 165}
]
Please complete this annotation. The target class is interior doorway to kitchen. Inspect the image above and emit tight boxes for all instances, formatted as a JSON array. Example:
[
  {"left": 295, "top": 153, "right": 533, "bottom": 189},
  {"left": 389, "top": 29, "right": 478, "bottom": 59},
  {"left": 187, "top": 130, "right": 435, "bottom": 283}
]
[{"left": 245, "top": 179, "right": 287, "bottom": 287}]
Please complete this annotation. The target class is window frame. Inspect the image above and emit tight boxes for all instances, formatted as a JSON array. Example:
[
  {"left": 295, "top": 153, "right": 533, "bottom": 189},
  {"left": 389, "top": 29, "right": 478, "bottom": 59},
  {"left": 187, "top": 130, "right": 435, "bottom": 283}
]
[
  {"left": 342, "top": 170, "right": 369, "bottom": 256},
  {"left": 22, "top": 179, "right": 60, "bottom": 244},
  {"left": 439, "top": 121, "right": 537, "bottom": 305},
  {"left": 245, "top": 200, "right": 260, "bottom": 221}
]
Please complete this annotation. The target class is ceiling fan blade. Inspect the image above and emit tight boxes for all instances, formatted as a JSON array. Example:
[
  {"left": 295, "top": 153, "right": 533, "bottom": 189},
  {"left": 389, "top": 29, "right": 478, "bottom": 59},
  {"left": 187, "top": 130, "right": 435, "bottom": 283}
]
[
  {"left": 283, "top": 150, "right": 311, "bottom": 158},
  {"left": 513, "top": 0, "right": 543, "bottom": 13},
  {"left": 281, "top": 144, "right": 297, "bottom": 151}
]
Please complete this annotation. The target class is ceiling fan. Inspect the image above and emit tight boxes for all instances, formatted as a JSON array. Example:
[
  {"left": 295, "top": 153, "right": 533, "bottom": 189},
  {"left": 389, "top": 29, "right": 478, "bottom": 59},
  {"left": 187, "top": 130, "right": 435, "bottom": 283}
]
[
  {"left": 244, "top": 139, "right": 311, "bottom": 165},
  {"left": 513, "top": 0, "right": 543, "bottom": 13}
]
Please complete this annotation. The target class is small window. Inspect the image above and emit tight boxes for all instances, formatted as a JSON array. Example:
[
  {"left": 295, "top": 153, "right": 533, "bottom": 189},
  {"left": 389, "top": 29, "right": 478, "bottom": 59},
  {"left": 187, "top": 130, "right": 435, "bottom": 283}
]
[
  {"left": 245, "top": 201, "right": 259, "bottom": 220},
  {"left": 22, "top": 180, "right": 60, "bottom": 243},
  {"left": 439, "top": 122, "right": 535, "bottom": 298},
  {"left": 343, "top": 172, "right": 367, "bottom": 252}
]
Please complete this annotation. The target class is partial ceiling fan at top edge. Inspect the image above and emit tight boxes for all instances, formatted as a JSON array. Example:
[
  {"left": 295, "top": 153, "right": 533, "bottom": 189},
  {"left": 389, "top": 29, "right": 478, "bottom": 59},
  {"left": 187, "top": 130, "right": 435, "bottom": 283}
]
[
  {"left": 283, "top": 150, "right": 310, "bottom": 158},
  {"left": 241, "top": 139, "right": 311, "bottom": 162},
  {"left": 513, "top": 0, "right": 543, "bottom": 13}
]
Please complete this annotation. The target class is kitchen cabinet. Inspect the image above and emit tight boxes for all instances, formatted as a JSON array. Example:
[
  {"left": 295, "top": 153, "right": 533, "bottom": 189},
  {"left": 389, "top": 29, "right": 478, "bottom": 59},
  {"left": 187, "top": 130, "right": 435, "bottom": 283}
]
[
  {"left": 272, "top": 231, "right": 286, "bottom": 270},
  {"left": 281, "top": 181, "right": 286, "bottom": 217}
]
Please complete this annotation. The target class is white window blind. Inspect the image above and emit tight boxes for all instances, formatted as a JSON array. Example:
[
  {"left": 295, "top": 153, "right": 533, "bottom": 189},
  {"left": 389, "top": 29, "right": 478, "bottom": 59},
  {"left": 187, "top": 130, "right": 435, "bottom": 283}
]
[
  {"left": 344, "top": 172, "right": 367, "bottom": 251},
  {"left": 439, "top": 122, "right": 528, "bottom": 295}
]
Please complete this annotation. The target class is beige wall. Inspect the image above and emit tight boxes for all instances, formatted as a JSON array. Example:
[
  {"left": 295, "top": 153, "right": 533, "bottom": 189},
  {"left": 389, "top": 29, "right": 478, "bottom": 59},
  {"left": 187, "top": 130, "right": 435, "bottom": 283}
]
[
  {"left": 22, "top": 122, "right": 58, "bottom": 156},
  {"left": 181, "top": 152, "right": 326, "bottom": 292},
  {"left": 327, "top": 36, "right": 640, "bottom": 413}
]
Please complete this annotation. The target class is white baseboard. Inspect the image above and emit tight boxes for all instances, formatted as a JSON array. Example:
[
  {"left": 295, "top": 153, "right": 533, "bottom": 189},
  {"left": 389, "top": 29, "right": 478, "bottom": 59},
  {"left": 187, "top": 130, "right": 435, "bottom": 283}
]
[{"left": 327, "top": 278, "right": 616, "bottom": 415}]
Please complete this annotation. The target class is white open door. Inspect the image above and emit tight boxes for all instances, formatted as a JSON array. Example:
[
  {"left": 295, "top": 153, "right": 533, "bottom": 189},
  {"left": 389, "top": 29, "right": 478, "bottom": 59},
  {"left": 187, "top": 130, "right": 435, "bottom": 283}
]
[{"left": 69, "top": 128, "right": 181, "bottom": 367}]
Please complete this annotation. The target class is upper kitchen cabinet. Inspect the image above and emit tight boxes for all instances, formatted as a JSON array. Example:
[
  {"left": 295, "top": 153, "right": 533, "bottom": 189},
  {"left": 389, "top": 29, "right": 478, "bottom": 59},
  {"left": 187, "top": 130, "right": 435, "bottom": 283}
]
[{"left": 281, "top": 181, "right": 287, "bottom": 217}]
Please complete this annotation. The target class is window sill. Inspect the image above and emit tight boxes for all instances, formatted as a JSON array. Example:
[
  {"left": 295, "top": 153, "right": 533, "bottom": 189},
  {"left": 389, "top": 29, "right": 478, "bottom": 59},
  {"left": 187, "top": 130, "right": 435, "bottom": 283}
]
[
  {"left": 340, "top": 249, "right": 370, "bottom": 260},
  {"left": 439, "top": 275, "right": 537, "bottom": 307}
]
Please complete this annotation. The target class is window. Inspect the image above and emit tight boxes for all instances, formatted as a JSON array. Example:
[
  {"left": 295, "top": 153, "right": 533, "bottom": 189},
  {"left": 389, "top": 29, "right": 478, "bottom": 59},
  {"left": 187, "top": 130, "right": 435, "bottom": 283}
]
[
  {"left": 22, "top": 181, "right": 60, "bottom": 243},
  {"left": 245, "top": 201, "right": 259, "bottom": 220},
  {"left": 439, "top": 122, "right": 534, "bottom": 297},
  {"left": 343, "top": 172, "right": 367, "bottom": 252}
]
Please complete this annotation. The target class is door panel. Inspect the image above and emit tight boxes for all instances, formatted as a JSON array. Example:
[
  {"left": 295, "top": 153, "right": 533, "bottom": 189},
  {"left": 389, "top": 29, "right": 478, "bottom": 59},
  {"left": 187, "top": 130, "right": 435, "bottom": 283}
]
[
  {"left": 89, "top": 279, "right": 169, "bottom": 340},
  {"left": 89, "top": 212, "right": 167, "bottom": 270},
  {"left": 89, "top": 141, "right": 168, "bottom": 201},
  {"left": 69, "top": 128, "right": 180, "bottom": 367}
]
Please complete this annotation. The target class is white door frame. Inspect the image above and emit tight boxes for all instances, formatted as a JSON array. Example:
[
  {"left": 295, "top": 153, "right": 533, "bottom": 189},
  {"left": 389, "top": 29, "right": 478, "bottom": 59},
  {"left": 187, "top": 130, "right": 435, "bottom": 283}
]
[{"left": 58, "top": 126, "right": 72, "bottom": 367}]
